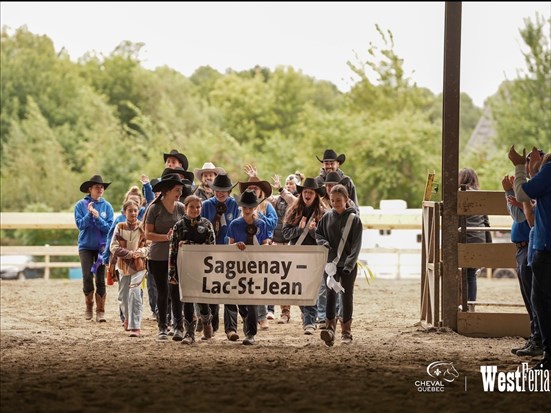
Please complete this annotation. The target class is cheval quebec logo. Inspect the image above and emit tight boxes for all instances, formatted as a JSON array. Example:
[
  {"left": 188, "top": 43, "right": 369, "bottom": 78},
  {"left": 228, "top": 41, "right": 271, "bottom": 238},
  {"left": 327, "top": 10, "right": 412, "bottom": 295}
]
[
  {"left": 415, "top": 361, "right": 459, "bottom": 392},
  {"left": 480, "top": 363, "right": 550, "bottom": 392}
]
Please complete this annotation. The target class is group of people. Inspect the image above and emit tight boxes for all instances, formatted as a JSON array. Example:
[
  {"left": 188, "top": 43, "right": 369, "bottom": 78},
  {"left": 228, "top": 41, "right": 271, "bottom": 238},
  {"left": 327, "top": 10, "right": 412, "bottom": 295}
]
[{"left": 74, "top": 148, "right": 362, "bottom": 346}]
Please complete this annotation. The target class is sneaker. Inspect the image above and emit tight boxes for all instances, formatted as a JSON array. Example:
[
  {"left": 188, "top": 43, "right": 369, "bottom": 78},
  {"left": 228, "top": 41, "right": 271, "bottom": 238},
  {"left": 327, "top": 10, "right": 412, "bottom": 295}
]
[
  {"left": 129, "top": 329, "right": 141, "bottom": 337},
  {"left": 304, "top": 326, "right": 315, "bottom": 335},
  {"left": 341, "top": 333, "right": 353, "bottom": 345},
  {"left": 259, "top": 319, "right": 269, "bottom": 330},
  {"left": 516, "top": 342, "right": 544, "bottom": 357},
  {"left": 172, "top": 328, "right": 184, "bottom": 341},
  {"left": 167, "top": 326, "right": 174, "bottom": 337},
  {"left": 512, "top": 339, "right": 531, "bottom": 355},
  {"left": 243, "top": 335, "right": 255, "bottom": 345},
  {"left": 267, "top": 312, "right": 275, "bottom": 320},
  {"left": 157, "top": 328, "right": 168, "bottom": 340},
  {"left": 226, "top": 331, "right": 239, "bottom": 341},
  {"left": 277, "top": 314, "right": 290, "bottom": 324},
  {"left": 320, "top": 329, "right": 334, "bottom": 347}
]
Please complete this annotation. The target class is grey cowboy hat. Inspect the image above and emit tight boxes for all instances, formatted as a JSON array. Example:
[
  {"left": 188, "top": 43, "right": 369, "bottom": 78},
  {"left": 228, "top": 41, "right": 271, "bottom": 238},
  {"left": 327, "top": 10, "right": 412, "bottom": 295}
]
[
  {"left": 193, "top": 162, "right": 226, "bottom": 182},
  {"left": 80, "top": 175, "right": 111, "bottom": 193},
  {"left": 316, "top": 149, "right": 346, "bottom": 165},
  {"left": 163, "top": 149, "right": 189, "bottom": 171}
]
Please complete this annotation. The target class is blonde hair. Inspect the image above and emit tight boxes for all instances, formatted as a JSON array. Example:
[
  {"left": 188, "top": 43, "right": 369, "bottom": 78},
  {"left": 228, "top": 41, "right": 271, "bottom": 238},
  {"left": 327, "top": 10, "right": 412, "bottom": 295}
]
[{"left": 124, "top": 186, "right": 145, "bottom": 206}]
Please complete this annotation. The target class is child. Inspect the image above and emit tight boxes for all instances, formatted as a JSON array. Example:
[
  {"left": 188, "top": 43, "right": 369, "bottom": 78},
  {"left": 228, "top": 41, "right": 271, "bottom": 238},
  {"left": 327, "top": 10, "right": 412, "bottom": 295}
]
[
  {"left": 227, "top": 189, "right": 270, "bottom": 345},
  {"left": 110, "top": 200, "right": 150, "bottom": 337},
  {"left": 168, "top": 195, "right": 216, "bottom": 344},
  {"left": 315, "top": 184, "right": 362, "bottom": 346}
]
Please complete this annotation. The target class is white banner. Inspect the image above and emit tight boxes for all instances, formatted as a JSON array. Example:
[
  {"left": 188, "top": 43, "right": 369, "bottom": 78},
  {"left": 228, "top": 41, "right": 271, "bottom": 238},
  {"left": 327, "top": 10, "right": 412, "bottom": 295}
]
[{"left": 177, "top": 244, "right": 328, "bottom": 305}]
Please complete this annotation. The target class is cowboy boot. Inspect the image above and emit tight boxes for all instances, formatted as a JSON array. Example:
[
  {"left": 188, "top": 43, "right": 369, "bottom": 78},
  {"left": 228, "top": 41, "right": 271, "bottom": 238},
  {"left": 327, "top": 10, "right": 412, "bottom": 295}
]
[
  {"left": 278, "top": 305, "right": 291, "bottom": 324},
  {"left": 95, "top": 293, "right": 107, "bottom": 322},
  {"left": 84, "top": 292, "right": 94, "bottom": 320},
  {"left": 181, "top": 320, "right": 197, "bottom": 345},
  {"left": 320, "top": 318, "right": 337, "bottom": 347},
  {"left": 341, "top": 319, "right": 353, "bottom": 344},
  {"left": 201, "top": 315, "right": 213, "bottom": 340}
]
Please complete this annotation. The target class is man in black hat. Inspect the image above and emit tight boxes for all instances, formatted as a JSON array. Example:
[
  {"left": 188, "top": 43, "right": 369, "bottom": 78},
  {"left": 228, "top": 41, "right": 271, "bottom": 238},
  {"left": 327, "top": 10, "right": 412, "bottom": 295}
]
[
  {"left": 314, "top": 149, "right": 358, "bottom": 207},
  {"left": 163, "top": 149, "right": 189, "bottom": 171}
]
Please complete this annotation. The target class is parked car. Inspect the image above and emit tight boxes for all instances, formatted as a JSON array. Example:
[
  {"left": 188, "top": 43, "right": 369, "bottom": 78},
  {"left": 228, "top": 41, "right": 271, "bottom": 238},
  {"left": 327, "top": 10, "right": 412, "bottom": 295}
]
[
  {"left": 476, "top": 267, "right": 517, "bottom": 279},
  {"left": 0, "top": 255, "right": 43, "bottom": 280}
]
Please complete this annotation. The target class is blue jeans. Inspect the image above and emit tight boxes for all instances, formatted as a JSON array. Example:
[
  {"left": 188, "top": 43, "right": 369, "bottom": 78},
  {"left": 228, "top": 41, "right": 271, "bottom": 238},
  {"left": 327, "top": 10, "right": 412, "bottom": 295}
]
[
  {"left": 300, "top": 305, "right": 317, "bottom": 328},
  {"left": 118, "top": 270, "right": 146, "bottom": 330},
  {"left": 316, "top": 274, "right": 343, "bottom": 321},
  {"left": 531, "top": 250, "right": 551, "bottom": 355}
]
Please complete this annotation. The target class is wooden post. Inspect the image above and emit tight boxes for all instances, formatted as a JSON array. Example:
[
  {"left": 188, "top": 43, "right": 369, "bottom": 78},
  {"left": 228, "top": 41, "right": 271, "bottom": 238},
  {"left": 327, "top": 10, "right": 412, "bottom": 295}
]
[
  {"left": 44, "top": 244, "right": 50, "bottom": 280},
  {"left": 441, "top": 2, "right": 462, "bottom": 330}
]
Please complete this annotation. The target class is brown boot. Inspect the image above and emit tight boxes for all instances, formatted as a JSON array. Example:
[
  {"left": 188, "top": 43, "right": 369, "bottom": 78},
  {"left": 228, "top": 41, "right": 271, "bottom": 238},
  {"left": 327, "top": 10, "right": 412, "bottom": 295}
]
[
  {"left": 341, "top": 319, "right": 353, "bottom": 344},
  {"left": 95, "top": 293, "right": 107, "bottom": 322},
  {"left": 320, "top": 318, "right": 337, "bottom": 346},
  {"left": 201, "top": 315, "right": 213, "bottom": 340},
  {"left": 84, "top": 292, "right": 94, "bottom": 320},
  {"left": 278, "top": 305, "right": 291, "bottom": 324}
]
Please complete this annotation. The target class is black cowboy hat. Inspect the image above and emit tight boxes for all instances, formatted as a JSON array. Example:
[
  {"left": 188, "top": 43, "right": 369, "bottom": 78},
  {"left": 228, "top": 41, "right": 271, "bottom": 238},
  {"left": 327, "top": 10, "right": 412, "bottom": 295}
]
[
  {"left": 297, "top": 177, "right": 324, "bottom": 195},
  {"left": 316, "top": 149, "right": 346, "bottom": 165},
  {"left": 163, "top": 149, "right": 189, "bottom": 171},
  {"left": 324, "top": 171, "right": 343, "bottom": 185},
  {"left": 210, "top": 173, "right": 237, "bottom": 192},
  {"left": 238, "top": 176, "right": 273, "bottom": 198},
  {"left": 162, "top": 167, "right": 195, "bottom": 184},
  {"left": 152, "top": 173, "right": 186, "bottom": 193},
  {"left": 80, "top": 175, "right": 111, "bottom": 193},
  {"left": 236, "top": 189, "right": 262, "bottom": 208}
]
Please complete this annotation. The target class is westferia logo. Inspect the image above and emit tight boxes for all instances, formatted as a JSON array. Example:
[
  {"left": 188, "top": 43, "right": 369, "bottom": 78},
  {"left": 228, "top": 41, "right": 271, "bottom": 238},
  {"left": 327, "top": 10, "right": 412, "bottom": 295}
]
[{"left": 480, "top": 363, "right": 550, "bottom": 392}]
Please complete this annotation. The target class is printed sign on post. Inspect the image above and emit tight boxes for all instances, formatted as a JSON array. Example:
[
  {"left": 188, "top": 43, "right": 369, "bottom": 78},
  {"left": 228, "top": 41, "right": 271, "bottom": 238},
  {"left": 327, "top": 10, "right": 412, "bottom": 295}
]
[{"left": 177, "top": 244, "right": 328, "bottom": 305}]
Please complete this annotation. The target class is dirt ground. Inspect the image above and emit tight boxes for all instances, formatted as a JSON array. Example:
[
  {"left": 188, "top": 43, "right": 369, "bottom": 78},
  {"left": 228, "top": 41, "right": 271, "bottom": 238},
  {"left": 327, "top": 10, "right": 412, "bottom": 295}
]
[{"left": 1, "top": 276, "right": 549, "bottom": 413}]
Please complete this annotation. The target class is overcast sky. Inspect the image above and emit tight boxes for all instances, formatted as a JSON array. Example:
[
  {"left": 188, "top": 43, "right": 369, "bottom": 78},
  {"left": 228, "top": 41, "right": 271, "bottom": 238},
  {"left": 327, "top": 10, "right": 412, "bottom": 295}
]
[{"left": 1, "top": 2, "right": 549, "bottom": 107}]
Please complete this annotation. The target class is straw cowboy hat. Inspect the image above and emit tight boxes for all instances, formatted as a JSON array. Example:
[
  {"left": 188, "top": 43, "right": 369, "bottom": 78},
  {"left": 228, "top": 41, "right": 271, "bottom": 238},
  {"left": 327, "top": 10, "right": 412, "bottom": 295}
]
[
  {"left": 316, "top": 149, "right": 346, "bottom": 165},
  {"left": 163, "top": 149, "right": 189, "bottom": 171},
  {"left": 152, "top": 173, "right": 187, "bottom": 193},
  {"left": 238, "top": 176, "right": 273, "bottom": 198},
  {"left": 210, "top": 173, "right": 237, "bottom": 192},
  {"left": 296, "top": 177, "right": 324, "bottom": 196},
  {"left": 236, "top": 189, "right": 262, "bottom": 208},
  {"left": 80, "top": 175, "right": 111, "bottom": 193},
  {"left": 193, "top": 162, "right": 226, "bottom": 182}
]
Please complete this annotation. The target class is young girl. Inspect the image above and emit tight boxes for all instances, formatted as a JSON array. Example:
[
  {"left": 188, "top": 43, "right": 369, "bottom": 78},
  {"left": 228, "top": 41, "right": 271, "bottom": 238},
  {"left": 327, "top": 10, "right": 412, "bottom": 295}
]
[
  {"left": 168, "top": 195, "right": 216, "bottom": 344},
  {"left": 315, "top": 184, "right": 362, "bottom": 346},
  {"left": 282, "top": 177, "right": 328, "bottom": 334},
  {"left": 74, "top": 175, "right": 114, "bottom": 322},
  {"left": 110, "top": 200, "right": 150, "bottom": 337},
  {"left": 227, "top": 189, "right": 270, "bottom": 345}
]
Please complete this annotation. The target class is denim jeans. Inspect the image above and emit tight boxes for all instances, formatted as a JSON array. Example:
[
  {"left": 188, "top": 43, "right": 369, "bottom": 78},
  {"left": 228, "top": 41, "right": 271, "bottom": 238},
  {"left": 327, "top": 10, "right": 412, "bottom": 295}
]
[
  {"left": 531, "top": 250, "right": 551, "bottom": 354},
  {"left": 257, "top": 305, "right": 268, "bottom": 321},
  {"left": 516, "top": 245, "right": 541, "bottom": 342},
  {"left": 316, "top": 274, "right": 343, "bottom": 321},
  {"left": 79, "top": 249, "right": 106, "bottom": 296},
  {"left": 224, "top": 304, "right": 257, "bottom": 336},
  {"left": 300, "top": 305, "right": 317, "bottom": 328},
  {"left": 118, "top": 270, "right": 146, "bottom": 330}
]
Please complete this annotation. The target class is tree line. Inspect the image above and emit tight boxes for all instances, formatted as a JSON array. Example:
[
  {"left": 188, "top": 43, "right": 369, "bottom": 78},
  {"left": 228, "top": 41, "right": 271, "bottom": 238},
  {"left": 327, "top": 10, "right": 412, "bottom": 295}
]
[{"left": 1, "top": 16, "right": 549, "bottom": 221}]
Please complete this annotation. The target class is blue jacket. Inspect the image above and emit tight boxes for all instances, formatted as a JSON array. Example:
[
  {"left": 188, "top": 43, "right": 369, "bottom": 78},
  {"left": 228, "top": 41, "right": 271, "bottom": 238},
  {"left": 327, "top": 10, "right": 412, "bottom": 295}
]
[
  {"left": 201, "top": 196, "right": 240, "bottom": 245},
  {"left": 74, "top": 196, "right": 114, "bottom": 251}
]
